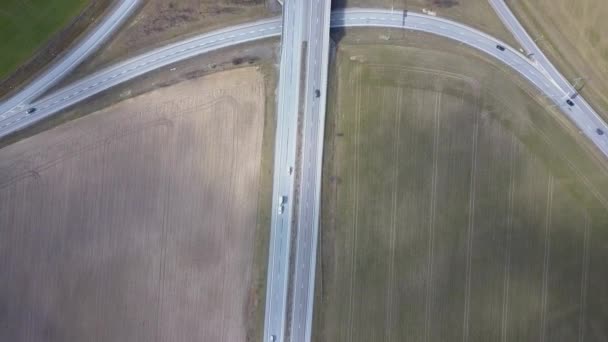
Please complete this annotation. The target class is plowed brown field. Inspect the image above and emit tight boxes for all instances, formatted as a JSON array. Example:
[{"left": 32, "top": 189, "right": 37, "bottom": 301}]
[{"left": 0, "top": 67, "right": 267, "bottom": 341}]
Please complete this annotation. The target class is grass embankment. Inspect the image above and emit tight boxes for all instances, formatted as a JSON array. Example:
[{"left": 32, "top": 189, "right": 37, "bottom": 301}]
[
  {"left": 315, "top": 30, "right": 608, "bottom": 342},
  {"left": 0, "top": 0, "right": 88, "bottom": 79},
  {"left": 331, "top": 0, "right": 518, "bottom": 47},
  {"left": 247, "top": 62, "right": 277, "bottom": 342},
  {"left": 509, "top": 0, "right": 608, "bottom": 119},
  {"left": 58, "top": 0, "right": 274, "bottom": 86}
]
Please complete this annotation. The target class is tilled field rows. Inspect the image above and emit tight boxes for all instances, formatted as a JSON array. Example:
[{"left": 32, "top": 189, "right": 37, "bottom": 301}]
[
  {"left": 0, "top": 68, "right": 266, "bottom": 341},
  {"left": 319, "top": 62, "right": 604, "bottom": 342}
]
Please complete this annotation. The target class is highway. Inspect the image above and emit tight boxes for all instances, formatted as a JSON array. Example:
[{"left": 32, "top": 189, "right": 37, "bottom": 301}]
[
  {"left": 329, "top": 9, "right": 608, "bottom": 157},
  {"left": 263, "top": 1, "right": 305, "bottom": 342},
  {"left": 488, "top": 0, "right": 608, "bottom": 153},
  {"left": 489, "top": 0, "right": 586, "bottom": 95},
  {"left": 2, "top": 10, "right": 606, "bottom": 154},
  {"left": 3, "top": 9, "right": 608, "bottom": 342},
  {"left": 0, "top": 0, "right": 140, "bottom": 121},
  {"left": 2, "top": 9, "right": 607, "bottom": 156},
  {"left": 288, "top": 1, "right": 332, "bottom": 342},
  {"left": 0, "top": 18, "right": 282, "bottom": 137}
]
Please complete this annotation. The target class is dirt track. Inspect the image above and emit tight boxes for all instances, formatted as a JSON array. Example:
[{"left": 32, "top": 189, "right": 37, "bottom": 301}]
[{"left": 0, "top": 67, "right": 265, "bottom": 341}]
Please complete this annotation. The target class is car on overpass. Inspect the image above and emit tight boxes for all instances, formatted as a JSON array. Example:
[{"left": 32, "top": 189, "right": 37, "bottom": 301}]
[{"left": 278, "top": 195, "right": 288, "bottom": 214}]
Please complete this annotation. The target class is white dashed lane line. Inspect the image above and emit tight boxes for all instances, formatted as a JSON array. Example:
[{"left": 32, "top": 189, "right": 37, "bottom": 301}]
[
  {"left": 1, "top": 28, "right": 276, "bottom": 132},
  {"left": 3, "top": 19, "right": 564, "bottom": 138}
]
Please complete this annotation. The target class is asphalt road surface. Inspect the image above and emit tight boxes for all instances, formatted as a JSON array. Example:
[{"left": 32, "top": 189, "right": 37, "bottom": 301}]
[
  {"left": 263, "top": 1, "right": 306, "bottom": 341},
  {"left": 0, "top": 18, "right": 282, "bottom": 137},
  {"left": 0, "top": 0, "right": 140, "bottom": 120},
  {"left": 330, "top": 8, "right": 608, "bottom": 157},
  {"left": 3, "top": 9, "right": 608, "bottom": 342},
  {"left": 2, "top": 9, "right": 606, "bottom": 155},
  {"left": 488, "top": 0, "right": 608, "bottom": 154},
  {"left": 287, "top": 0, "right": 332, "bottom": 341}
]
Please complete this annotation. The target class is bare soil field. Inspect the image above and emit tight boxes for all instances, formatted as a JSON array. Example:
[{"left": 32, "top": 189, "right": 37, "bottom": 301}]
[
  {"left": 508, "top": 0, "right": 608, "bottom": 120},
  {"left": 60, "top": 0, "right": 276, "bottom": 86},
  {"left": 0, "top": 67, "right": 270, "bottom": 341},
  {"left": 332, "top": 0, "right": 517, "bottom": 46},
  {"left": 2, "top": 38, "right": 279, "bottom": 149},
  {"left": 315, "top": 29, "right": 608, "bottom": 342}
]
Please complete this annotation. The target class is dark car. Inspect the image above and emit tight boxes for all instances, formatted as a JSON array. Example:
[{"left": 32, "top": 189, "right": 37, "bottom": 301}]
[
  {"left": 26, "top": 107, "right": 36, "bottom": 114},
  {"left": 496, "top": 44, "right": 506, "bottom": 51},
  {"left": 597, "top": 128, "right": 605, "bottom": 136},
  {"left": 566, "top": 99, "right": 575, "bottom": 107},
  {"left": 315, "top": 89, "right": 321, "bottom": 98}
]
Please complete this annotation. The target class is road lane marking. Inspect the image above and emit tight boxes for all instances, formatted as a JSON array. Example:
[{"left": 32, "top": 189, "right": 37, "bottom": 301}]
[{"left": 8, "top": 13, "right": 605, "bottom": 165}]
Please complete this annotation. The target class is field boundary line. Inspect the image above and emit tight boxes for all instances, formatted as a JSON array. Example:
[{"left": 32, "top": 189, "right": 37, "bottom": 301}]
[
  {"left": 539, "top": 175, "right": 554, "bottom": 342},
  {"left": 424, "top": 90, "right": 441, "bottom": 342},
  {"left": 155, "top": 146, "right": 173, "bottom": 342},
  {"left": 462, "top": 89, "right": 481, "bottom": 342},
  {"left": 368, "top": 64, "right": 479, "bottom": 90},
  {"left": 578, "top": 213, "right": 591, "bottom": 342},
  {"left": 522, "top": 117, "right": 608, "bottom": 210},
  {"left": 347, "top": 66, "right": 362, "bottom": 342},
  {"left": 501, "top": 131, "right": 518, "bottom": 342},
  {"left": 494, "top": 62, "right": 608, "bottom": 178},
  {"left": 384, "top": 86, "right": 403, "bottom": 342},
  {"left": 489, "top": 94, "right": 608, "bottom": 210},
  {"left": 219, "top": 105, "right": 238, "bottom": 342},
  {"left": 0, "top": 95, "right": 235, "bottom": 190}
]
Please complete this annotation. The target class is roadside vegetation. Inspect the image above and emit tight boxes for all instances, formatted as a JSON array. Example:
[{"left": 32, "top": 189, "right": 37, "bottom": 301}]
[
  {"left": 0, "top": 0, "right": 112, "bottom": 98},
  {"left": 331, "top": 0, "right": 518, "bottom": 47},
  {"left": 0, "top": 0, "right": 89, "bottom": 79},
  {"left": 509, "top": 0, "right": 608, "bottom": 119},
  {"left": 59, "top": 0, "right": 276, "bottom": 87},
  {"left": 315, "top": 29, "right": 608, "bottom": 342},
  {"left": 0, "top": 38, "right": 279, "bottom": 149}
]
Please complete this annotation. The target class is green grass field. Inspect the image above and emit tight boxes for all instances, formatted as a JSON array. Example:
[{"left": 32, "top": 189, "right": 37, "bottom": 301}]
[
  {"left": 0, "top": 0, "right": 88, "bottom": 79},
  {"left": 315, "top": 32, "right": 608, "bottom": 342}
]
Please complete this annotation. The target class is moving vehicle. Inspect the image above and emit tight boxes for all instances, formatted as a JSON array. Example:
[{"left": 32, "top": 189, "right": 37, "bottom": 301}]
[
  {"left": 597, "top": 128, "right": 605, "bottom": 136},
  {"left": 26, "top": 107, "right": 36, "bottom": 114},
  {"left": 278, "top": 196, "right": 288, "bottom": 215},
  {"left": 566, "top": 99, "right": 575, "bottom": 107},
  {"left": 315, "top": 89, "right": 321, "bottom": 98},
  {"left": 496, "top": 44, "right": 505, "bottom": 51}
]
